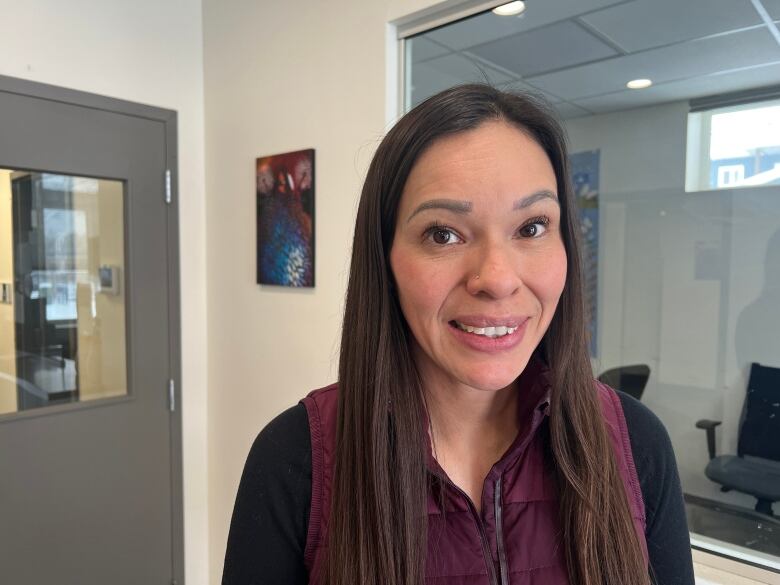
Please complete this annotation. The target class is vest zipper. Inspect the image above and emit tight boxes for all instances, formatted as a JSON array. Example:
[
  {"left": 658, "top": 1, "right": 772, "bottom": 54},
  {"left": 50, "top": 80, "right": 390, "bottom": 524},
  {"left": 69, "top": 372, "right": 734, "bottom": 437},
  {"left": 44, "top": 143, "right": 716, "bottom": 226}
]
[
  {"left": 447, "top": 482, "right": 499, "bottom": 585},
  {"left": 494, "top": 476, "right": 508, "bottom": 585}
]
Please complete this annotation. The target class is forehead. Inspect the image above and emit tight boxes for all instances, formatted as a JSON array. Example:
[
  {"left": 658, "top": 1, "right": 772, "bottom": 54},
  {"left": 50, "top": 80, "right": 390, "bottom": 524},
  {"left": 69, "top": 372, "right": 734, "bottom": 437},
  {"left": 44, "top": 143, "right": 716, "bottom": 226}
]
[{"left": 400, "top": 120, "right": 557, "bottom": 209}]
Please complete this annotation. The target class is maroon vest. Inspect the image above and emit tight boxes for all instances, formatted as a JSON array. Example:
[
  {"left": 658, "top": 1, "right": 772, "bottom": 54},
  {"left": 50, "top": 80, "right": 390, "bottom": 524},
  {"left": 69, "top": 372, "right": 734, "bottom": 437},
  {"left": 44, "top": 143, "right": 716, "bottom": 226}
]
[{"left": 301, "top": 362, "right": 647, "bottom": 584}]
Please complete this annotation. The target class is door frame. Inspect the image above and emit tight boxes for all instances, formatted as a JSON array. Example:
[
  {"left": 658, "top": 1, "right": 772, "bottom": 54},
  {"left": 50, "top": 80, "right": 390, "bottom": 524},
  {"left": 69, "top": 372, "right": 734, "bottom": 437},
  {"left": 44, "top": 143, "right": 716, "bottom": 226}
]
[{"left": 0, "top": 74, "right": 184, "bottom": 584}]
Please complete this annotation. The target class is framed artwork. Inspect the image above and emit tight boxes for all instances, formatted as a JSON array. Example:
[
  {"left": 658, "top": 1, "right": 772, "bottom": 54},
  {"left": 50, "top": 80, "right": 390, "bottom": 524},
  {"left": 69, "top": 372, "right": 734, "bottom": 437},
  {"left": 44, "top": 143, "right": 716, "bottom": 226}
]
[
  {"left": 569, "top": 149, "right": 600, "bottom": 357},
  {"left": 256, "top": 148, "right": 315, "bottom": 287}
]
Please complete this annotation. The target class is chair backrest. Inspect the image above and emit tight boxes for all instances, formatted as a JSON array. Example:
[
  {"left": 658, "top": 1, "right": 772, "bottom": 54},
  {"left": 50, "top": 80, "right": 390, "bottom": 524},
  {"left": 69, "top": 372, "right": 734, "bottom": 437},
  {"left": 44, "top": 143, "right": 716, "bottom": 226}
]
[
  {"left": 738, "top": 362, "right": 780, "bottom": 461},
  {"left": 597, "top": 364, "right": 651, "bottom": 401}
]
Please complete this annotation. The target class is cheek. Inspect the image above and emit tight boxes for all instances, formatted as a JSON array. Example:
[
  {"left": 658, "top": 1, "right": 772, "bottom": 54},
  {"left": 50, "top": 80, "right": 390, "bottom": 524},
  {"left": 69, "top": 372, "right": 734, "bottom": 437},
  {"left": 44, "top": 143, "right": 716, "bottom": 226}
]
[
  {"left": 390, "top": 248, "right": 421, "bottom": 316},
  {"left": 390, "top": 247, "right": 451, "bottom": 319},
  {"left": 533, "top": 247, "right": 568, "bottom": 307}
]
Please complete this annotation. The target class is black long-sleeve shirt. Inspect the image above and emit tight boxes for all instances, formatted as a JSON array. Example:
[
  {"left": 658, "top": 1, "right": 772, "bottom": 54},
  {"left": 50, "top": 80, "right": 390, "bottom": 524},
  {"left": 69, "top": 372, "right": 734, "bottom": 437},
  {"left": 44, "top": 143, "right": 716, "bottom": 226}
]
[{"left": 222, "top": 391, "right": 695, "bottom": 585}]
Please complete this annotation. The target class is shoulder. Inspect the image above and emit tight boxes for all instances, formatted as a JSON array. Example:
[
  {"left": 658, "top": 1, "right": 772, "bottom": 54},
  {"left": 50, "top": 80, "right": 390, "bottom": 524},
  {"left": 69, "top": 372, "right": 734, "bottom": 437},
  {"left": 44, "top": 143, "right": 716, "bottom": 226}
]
[
  {"left": 303, "top": 382, "right": 339, "bottom": 400},
  {"left": 301, "top": 383, "right": 339, "bottom": 439},
  {"left": 593, "top": 380, "right": 672, "bottom": 449},
  {"left": 611, "top": 391, "right": 682, "bottom": 528},
  {"left": 258, "top": 402, "right": 310, "bottom": 443},
  {"left": 223, "top": 403, "right": 313, "bottom": 584},
  {"left": 615, "top": 390, "right": 674, "bottom": 456},
  {"left": 245, "top": 402, "right": 311, "bottom": 478},
  {"left": 610, "top": 395, "right": 695, "bottom": 582},
  {"left": 301, "top": 383, "right": 339, "bottom": 414}
]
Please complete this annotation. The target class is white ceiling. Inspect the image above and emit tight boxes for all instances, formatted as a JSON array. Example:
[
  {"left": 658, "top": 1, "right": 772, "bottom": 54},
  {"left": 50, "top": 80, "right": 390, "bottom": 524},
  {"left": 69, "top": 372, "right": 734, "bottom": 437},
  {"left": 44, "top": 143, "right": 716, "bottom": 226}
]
[{"left": 409, "top": 0, "right": 780, "bottom": 118}]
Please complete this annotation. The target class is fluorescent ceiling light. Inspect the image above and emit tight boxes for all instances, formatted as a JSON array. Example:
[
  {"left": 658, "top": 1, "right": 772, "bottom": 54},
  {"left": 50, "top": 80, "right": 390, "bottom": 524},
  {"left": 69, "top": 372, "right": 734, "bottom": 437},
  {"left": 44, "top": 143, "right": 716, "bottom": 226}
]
[
  {"left": 492, "top": 1, "right": 526, "bottom": 16},
  {"left": 627, "top": 78, "right": 653, "bottom": 89}
]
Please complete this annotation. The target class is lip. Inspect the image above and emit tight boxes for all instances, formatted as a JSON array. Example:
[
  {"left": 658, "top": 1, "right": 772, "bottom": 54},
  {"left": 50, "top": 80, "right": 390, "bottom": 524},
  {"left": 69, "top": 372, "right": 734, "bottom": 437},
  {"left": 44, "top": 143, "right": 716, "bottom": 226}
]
[
  {"left": 451, "top": 315, "right": 525, "bottom": 328},
  {"left": 448, "top": 317, "right": 529, "bottom": 353}
]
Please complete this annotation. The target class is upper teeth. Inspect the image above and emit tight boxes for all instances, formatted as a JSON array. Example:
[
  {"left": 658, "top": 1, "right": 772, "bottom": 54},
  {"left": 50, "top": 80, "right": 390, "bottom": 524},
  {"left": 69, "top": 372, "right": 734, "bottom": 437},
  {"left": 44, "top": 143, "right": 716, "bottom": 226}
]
[{"left": 455, "top": 322, "right": 518, "bottom": 337}]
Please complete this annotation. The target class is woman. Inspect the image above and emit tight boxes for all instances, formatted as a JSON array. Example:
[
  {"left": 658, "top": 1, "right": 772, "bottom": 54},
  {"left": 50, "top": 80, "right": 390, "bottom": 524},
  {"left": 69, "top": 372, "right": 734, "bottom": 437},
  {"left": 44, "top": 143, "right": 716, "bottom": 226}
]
[{"left": 223, "top": 84, "right": 694, "bottom": 585}]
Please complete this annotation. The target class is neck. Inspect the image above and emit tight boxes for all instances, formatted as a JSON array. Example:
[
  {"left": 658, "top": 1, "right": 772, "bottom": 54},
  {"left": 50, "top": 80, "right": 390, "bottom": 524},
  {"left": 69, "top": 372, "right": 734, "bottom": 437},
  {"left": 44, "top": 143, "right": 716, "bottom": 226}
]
[{"left": 424, "top": 377, "right": 520, "bottom": 463}]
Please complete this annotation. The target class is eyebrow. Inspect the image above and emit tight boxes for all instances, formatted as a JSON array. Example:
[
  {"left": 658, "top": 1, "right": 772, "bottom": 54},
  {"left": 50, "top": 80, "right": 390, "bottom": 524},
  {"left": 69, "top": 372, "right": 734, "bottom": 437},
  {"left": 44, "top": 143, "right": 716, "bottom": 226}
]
[
  {"left": 406, "top": 199, "right": 473, "bottom": 223},
  {"left": 513, "top": 189, "right": 558, "bottom": 209},
  {"left": 406, "top": 190, "right": 558, "bottom": 223}
]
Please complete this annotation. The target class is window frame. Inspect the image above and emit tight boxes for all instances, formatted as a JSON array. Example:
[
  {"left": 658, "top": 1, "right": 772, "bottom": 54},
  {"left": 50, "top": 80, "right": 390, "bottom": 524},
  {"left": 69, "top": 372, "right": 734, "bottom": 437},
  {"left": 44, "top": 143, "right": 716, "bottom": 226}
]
[{"left": 686, "top": 95, "right": 780, "bottom": 193}]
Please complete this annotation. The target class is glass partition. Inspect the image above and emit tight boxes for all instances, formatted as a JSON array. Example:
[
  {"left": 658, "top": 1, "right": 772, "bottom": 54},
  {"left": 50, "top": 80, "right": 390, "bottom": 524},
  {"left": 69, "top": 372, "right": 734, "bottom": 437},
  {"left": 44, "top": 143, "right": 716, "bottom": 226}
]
[
  {"left": 565, "top": 99, "right": 780, "bottom": 564},
  {"left": 595, "top": 184, "right": 780, "bottom": 561},
  {"left": 403, "top": 0, "right": 780, "bottom": 568},
  {"left": 0, "top": 169, "right": 127, "bottom": 415}
]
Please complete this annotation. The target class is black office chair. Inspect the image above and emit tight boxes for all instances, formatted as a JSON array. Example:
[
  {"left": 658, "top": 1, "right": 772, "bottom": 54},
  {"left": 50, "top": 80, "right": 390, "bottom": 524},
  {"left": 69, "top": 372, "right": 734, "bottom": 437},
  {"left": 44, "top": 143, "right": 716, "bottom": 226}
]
[
  {"left": 597, "top": 364, "right": 650, "bottom": 401},
  {"left": 696, "top": 362, "right": 780, "bottom": 516}
]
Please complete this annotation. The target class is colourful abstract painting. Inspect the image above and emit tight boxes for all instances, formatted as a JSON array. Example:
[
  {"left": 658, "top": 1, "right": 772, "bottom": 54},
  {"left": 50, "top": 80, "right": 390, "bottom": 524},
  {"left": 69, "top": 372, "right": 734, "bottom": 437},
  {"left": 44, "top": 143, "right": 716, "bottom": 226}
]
[
  {"left": 569, "top": 150, "right": 600, "bottom": 357},
  {"left": 256, "top": 149, "right": 315, "bottom": 287}
]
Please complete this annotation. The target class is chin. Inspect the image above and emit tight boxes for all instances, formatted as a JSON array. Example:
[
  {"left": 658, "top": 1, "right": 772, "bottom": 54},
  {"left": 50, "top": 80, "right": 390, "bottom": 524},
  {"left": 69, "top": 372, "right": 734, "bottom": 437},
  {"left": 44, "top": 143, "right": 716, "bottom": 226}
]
[
  {"left": 459, "top": 369, "right": 522, "bottom": 392},
  {"left": 459, "top": 355, "right": 534, "bottom": 391}
]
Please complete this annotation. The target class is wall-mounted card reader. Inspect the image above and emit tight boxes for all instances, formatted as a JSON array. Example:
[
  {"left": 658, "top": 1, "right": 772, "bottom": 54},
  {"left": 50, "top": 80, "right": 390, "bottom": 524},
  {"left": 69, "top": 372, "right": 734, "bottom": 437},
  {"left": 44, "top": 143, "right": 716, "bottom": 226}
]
[
  {"left": 98, "top": 266, "right": 120, "bottom": 295},
  {"left": 0, "top": 282, "right": 11, "bottom": 304}
]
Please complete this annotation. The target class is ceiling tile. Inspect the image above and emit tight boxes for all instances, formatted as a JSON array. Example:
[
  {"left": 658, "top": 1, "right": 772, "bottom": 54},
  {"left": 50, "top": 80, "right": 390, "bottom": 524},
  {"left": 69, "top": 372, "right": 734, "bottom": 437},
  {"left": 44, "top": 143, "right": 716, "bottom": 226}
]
[
  {"left": 526, "top": 28, "right": 780, "bottom": 100},
  {"left": 552, "top": 102, "right": 594, "bottom": 119},
  {"left": 409, "top": 62, "right": 464, "bottom": 108},
  {"left": 763, "top": 0, "right": 780, "bottom": 20},
  {"left": 495, "top": 79, "right": 563, "bottom": 103},
  {"left": 581, "top": 0, "right": 762, "bottom": 53},
  {"left": 409, "top": 37, "right": 450, "bottom": 63},
  {"left": 423, "top": 0, "right": 626, "bottom": 51},
  {"left": 409, "top": 55, "right": 513, "bottom": 107},
  {"left": 468, "top": 20, "right": 618, "bottom": 78},
  {"left": 407, "top": 0, "right": 780, "bottom": 115},
  {"left": 422, "top": 53, "right": 513, "bottom": 84},
  {"left": 573, "top": 62, "right": 780, "bottom": 114}
]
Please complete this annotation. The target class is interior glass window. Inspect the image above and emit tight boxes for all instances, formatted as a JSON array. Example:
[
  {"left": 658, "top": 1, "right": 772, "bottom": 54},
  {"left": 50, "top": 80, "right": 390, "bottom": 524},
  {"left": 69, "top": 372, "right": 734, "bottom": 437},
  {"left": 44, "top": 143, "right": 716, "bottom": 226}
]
[
  {"left": 0, "top": 170, "right": 127, "bottom": 415},
  {"left": 404, "top": 1, "right": 780, "bottom": 568}
]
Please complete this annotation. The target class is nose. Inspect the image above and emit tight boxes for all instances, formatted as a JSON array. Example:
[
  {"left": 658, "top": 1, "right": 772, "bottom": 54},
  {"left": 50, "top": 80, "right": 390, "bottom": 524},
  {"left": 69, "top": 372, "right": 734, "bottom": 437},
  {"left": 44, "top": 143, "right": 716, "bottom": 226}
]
[{"left": 465, "top": 240, "right": 523, "bottom": 299}]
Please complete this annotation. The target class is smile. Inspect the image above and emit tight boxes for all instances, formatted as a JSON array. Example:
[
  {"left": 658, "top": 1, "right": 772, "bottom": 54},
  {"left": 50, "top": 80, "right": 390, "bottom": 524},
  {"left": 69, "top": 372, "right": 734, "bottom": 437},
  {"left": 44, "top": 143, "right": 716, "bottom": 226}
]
[{"left": 452, "top": 320, "right": 518, "bottom": 338}]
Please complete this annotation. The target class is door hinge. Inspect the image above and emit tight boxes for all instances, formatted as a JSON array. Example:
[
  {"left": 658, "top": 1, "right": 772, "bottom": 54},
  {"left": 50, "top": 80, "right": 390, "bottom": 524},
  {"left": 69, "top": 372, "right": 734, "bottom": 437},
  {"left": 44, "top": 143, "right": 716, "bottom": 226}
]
[
  {"left": 165, "top": 169, "right": 172, "bottom": 204},
  {"left": 168, "top": 379, "right": 175, "bottom": 412}
]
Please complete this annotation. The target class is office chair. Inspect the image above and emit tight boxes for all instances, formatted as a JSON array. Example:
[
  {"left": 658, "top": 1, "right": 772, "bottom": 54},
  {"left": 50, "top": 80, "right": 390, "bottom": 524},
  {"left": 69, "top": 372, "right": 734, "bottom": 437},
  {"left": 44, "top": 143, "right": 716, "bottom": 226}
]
[
  {"left": 696, "top": 362, "right": 780, "bottom": 516},
  {"left": 597, "top": 364, "right": 651, "bottom": 401}
]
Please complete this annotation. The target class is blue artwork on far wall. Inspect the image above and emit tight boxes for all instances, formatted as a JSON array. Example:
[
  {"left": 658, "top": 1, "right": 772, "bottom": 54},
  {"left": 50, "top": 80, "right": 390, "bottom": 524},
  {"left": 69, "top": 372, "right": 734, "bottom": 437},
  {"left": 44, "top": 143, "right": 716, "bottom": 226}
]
[
  {"left": 569, "top": 150, "right": 600, "bottom": 358},
  {"left": 256, "top": 149, "right": 315, "bottom": 287}
]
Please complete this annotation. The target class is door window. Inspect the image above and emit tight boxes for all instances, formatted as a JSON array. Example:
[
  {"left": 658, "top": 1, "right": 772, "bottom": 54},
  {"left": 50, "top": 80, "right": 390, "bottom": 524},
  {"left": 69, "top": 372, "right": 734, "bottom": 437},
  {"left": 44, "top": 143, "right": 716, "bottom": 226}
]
[{"left": 0, "top": 169, "right": 127, "bottom": 415}]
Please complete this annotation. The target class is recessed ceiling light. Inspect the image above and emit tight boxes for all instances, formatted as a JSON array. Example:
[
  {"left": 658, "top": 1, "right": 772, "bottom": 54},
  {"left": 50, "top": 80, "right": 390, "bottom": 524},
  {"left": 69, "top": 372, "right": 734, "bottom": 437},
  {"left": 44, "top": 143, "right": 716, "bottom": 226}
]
[
  {"left": 492, "top": 1, "right": 526, "bottom": 16},
  {"left": 627, "top": 78, "right": 653, "bottom": 89}
]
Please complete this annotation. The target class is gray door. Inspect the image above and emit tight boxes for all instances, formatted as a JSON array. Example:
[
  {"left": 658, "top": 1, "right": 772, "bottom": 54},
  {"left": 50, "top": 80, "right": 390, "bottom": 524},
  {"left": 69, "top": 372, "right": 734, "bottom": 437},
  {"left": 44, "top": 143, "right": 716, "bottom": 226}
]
[{"left": 0, "top": 76, "right": 183, "bottom": 585}]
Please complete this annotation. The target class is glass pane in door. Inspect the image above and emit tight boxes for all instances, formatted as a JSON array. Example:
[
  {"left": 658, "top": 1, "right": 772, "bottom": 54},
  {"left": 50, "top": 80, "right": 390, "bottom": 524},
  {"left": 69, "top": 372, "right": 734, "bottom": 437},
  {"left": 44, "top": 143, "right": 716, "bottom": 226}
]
[{"left": 0, "top": 169, "right": 127, "bottom": 415}]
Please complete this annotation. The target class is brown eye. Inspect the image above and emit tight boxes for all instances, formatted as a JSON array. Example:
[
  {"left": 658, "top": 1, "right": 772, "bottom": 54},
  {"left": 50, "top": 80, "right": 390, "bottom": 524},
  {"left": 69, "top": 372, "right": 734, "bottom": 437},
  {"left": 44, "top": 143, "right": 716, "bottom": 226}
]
[
  {"left": 519, "top": 220, "right": 548, "bottom": 238},
  {"left": 432, "top": 229, "right": 452, "bottom": 244},
  {"left": 520, "top": 224, "right": 538, "bottom": 237},
  {"left": 425, "top": 225, "right": 462, "bottom": 245}
]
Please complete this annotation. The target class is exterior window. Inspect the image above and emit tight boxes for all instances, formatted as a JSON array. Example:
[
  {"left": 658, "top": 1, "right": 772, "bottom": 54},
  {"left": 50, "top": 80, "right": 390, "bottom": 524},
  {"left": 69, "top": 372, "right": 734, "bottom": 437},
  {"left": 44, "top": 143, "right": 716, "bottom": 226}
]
[
  {"left": 686, "top": 99, "right": 780, "bottom": 192},
  {"left": 716, "top": 164, "right": 745, "bottom": 187}
]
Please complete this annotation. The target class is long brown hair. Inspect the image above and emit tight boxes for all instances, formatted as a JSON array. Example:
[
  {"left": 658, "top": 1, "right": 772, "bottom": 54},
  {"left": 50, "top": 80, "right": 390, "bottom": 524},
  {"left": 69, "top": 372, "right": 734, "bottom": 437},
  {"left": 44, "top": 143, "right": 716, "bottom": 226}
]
[{"left": 328, "top": 84, "right": 648, "bottom": 585}]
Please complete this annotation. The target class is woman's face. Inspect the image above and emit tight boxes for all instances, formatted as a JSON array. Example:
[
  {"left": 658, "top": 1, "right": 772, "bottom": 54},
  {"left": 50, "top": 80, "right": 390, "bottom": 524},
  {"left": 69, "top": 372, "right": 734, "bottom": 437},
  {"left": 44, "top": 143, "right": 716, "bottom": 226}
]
[{"left": 389, "top": 120, "right": 567, "bottom": 393}]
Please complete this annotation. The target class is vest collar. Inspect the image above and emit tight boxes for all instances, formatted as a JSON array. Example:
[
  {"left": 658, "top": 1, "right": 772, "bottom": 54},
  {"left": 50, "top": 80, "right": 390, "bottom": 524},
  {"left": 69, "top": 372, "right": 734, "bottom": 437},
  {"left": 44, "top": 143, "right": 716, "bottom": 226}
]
[{"left": 423, "top": 356, "right": 553, "bottom": 479}]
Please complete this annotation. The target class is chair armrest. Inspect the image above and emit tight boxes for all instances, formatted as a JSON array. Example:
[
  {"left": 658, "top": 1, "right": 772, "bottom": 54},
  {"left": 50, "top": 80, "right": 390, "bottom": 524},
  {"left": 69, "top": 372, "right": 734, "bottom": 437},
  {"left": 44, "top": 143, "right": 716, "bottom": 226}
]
[{"left": 695, "top": 419, "right": 722, "bottom": 460}]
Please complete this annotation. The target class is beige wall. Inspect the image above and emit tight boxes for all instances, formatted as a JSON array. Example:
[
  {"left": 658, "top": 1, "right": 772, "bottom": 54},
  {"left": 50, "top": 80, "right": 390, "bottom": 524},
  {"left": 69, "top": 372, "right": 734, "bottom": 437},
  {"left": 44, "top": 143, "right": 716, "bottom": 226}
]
[
  {"left": 202, "top": 0, "right": 448, "bottom": 580},
  {"left": 0, "top": 170, "right": 17, "bottom": 415},
  {"left": 0, "top": 1, "right": 209, "bottom": 583}
]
